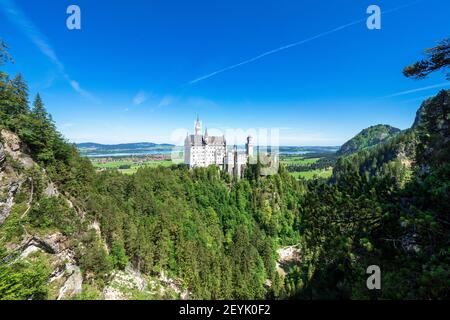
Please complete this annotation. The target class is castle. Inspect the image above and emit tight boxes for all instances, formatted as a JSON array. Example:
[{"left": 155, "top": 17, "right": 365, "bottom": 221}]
[{"left": 184, "top": 117, "right": 254, "bottom": 178}]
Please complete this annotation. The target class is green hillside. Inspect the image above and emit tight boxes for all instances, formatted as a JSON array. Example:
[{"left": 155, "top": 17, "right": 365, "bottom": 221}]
[{"left": 337, "top": 124, "right": 401, "bottom": 157}]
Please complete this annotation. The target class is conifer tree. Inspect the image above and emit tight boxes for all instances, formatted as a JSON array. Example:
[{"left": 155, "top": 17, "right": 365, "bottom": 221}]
[
  {"left": 0, "top": 40, "right": 13, "bottom": 66},
  {"left": 403, "top": 38, "right": 450, "bottom": 80},
  {"left": 32, "top": 93, "right": 51, "bottom": 122},
  {"left": 9, "top": 73, "right": 29, "bottom": 116}
]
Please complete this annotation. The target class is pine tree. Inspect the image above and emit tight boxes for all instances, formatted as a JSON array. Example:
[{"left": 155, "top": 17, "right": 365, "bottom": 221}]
[
  {"left": 32, "top": 93, "right": 51, "bottom": 122},
  {"left": 0, "top": 40, "right": 13, "bottom": 66},
  {"left": 0, "top": 39, "right": 15, "bottom": 123},
  {"left": 403, "top": 38, "right": 450, "bottom": 80},
  {"left": 9, "top": 73, "right": 29, "bottom": 116}
]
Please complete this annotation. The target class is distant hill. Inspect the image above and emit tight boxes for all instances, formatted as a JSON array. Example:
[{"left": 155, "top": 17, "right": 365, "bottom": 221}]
[
  {"left": 77, "top": 142, "right": 174, "bottom": 149},
  {"left": 76, "top": 143, "right": 339, "bottom": 158},
  {"left": 76, "top": 142, "right": 176, "bottom": 157},
  {"left": 336, "top": 124, "right": 401, "bottom": 157}
]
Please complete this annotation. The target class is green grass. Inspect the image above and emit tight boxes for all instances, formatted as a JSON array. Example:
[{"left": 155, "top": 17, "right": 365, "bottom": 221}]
[
  {"left": 91, "top": 159, "right": 179, "bottom": 174},
  {"left": 289, "top": 168, "right": 333, "bottom": 180},
  {"left": 281, "top": 155, "right": 333, "bottom": 180},
  {"left": 281, "top": 156, "right": 321, "bottom": 166}
]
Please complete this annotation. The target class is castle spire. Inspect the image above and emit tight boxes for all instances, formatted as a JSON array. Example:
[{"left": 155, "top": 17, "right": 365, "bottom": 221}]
[{"left": 195, "top": 116, "right": 201, "bottom": 135}]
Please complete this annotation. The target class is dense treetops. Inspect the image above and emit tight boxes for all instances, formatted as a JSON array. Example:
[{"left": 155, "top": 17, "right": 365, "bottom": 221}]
[{"left": 412, "top": 89, "right": 450, "bottom": 169}]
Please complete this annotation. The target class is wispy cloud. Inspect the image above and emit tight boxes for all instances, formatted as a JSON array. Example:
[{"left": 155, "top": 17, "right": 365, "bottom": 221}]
[
  {"left": 67, "top": 78, "right": 97, "bottom": 101},
  {"left": 157, "top": 95, "right": 174, "bottom": 108},
  {"left": 382, "top": 82, "right": 450, "bottom": 98},
  {"left": 149, "top": 95, "right": 176, "bottom": 112},
  {"left": 131, "top": 92, "right": 175, "bottom": 110},
  {"left": 188, "top": 1, "right": 423, "bottom": 85},
  {"left": 132, "top": 90, "right": 148, "bottom": 105},
  {"left": 0, "top": 0, "right": 98, "bottom": 102}
]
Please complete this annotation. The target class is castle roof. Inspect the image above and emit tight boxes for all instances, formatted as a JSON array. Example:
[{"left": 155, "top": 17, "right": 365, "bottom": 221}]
[{"left": 188, "top": 134, "right": 226, "bottom": 146}]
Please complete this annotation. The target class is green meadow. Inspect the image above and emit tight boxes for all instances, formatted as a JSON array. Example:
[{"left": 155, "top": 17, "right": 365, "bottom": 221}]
[
  {"left": 288, "top": 168, "right": 333, "bottom": 180},
  {"left": 91, "top": 159, "right": 177, "bottom": 174},
  {"left": 280, "top": 155, "right": 333, "bottom": 180},
  {"left": 280, "top": 156, "right": 321, "bottom": 166}
]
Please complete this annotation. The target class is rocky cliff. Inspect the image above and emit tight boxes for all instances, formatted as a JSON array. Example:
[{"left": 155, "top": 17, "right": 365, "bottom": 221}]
[{"left": 0, "top": 129, "right": 83, "bottom": 299}]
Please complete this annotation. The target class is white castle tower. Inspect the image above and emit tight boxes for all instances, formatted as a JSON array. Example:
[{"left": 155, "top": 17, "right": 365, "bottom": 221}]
[{"left": 246, "top": 135, "right": 254, "bottom": 158}]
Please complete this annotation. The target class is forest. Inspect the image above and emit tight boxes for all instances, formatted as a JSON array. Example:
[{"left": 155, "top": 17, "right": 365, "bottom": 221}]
[{"left": 0, "top": 38, "right": 449, "bottom": 300}]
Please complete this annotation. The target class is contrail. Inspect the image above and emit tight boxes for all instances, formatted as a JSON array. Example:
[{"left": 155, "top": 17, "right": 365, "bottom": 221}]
[
  {"left": 189, "top": 19, "right": 364, "bottom": 85},
  {"left": 383, "top": 82, "right": 450, "bottom": 98},
  {"left": 188, "top": 1, "right": 424, "bottom": 85}
]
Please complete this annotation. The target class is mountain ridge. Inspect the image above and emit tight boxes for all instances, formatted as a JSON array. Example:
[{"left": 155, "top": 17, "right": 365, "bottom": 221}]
[
  {"left": 77, "top": 142, "right": 175, "bottom": 148},
  {"left": 336, "top": 124, "right": 402, "bottom": 157}
]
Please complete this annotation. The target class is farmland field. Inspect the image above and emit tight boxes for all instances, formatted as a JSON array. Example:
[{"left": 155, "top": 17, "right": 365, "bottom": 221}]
[
  {"left": 288, "top": 168, "right": 333, "bottom": 180},
  {"left": 280, "top": 156, "right": 321, "bottom": 166},
  {"left": 91, "top": 158, "right": 178, "bottom": 174}
]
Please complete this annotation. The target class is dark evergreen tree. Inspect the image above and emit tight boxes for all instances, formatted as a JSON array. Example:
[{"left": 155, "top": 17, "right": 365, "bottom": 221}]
[
  {"left": 9, "top": 73, "right": 29, "bottom": 116},
  {"left": 32, "top": 93, "right": 51, "bottom": 122},
  {"left": 403, "top": 38, "right": 450, "bottom": 80}
]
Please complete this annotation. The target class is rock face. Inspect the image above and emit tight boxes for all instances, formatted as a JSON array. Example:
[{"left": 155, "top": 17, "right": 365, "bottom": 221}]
[
  {"left": 0, "top": 181, "right": 20, "bottom": 225},
  {"left": 104, "top": 265, "right": 148, "bottom": 300},
  {"left": 0, "top": 130, "right": 40, "bottom": 226},
  {"left": 276, "top": 245, "right": 301, "bottom": 277},
  {"left": 44, "top": 181, "right": 58, "bottom": 198},
  {"left": 13, "top": 233, "right": 83, "bottom": 300},
  {"left": 1, "top": 130, "right": 35, "bottom": 169},
  {"left": 158, "top": 270, "right": 190, "bottom": 300},
  {"left": 0, "top": 143, "right": 5, "bottom": 169},
  {"left": 57, "top": 265, "right": 83, "bottom": 300},
  {"left": 103, "top": 266, "right": 190, "bottom": 300}
]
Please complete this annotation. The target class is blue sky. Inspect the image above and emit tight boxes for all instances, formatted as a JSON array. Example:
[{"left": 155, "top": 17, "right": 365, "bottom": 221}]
[{"left": 0, "top": 0, "right": 449, "bottom": 145}]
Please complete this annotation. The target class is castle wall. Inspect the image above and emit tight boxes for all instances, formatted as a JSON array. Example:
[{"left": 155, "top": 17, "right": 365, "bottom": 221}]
[{"left": 188, "top": 145, "right": 226, "bottom": 168}]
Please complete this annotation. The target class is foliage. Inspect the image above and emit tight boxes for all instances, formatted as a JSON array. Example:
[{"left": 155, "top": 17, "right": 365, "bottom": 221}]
[
  {"left": 110, "top": 241, "right": 129, "bottom": 270},
  {"left": 85, "top": 165, "right": 303, "bottom": 298},
  {"left": 294, "top": 90, "right": 450, "bottom": 299},
  {"left": 28, "top": 197, "right": 80, "bottom": 235},
  {"left": 0, "top": 253, "right": 51, "bottom": 300},
  {"left": 77, "top": 230, "right": 113, "bottom": 284},
  {"left": 0, "top": 40, "right": 13, "bottom": 66},
  {"left": 403, "top": 38, "right": 450, "bottom": 80}
]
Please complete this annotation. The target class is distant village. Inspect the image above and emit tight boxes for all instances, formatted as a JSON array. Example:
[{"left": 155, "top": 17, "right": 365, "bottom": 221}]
[{"left": 93, "top": 154, "right": 171, "bottom": 164}]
